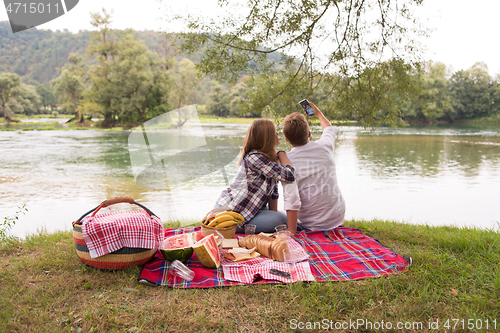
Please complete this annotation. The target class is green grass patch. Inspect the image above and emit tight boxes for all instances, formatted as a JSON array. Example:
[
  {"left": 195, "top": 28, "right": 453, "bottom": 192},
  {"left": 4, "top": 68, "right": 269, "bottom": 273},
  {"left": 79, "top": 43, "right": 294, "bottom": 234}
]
[
  {"left": 1, "top": 219, "right": 498, "bottom": 332},
  {"left": 198, "top": 115, "right": 256, "bottom": 124},
  {"left": 457, "top": 115, "right": 500, "bottom": 125},
  {"left": 6, "top": 114, "right": 67, "bottom": 119}
]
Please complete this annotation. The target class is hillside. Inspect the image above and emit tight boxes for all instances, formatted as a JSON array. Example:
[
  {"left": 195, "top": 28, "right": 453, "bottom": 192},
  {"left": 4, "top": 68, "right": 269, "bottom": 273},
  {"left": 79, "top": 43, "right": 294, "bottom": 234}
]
[{"left": 0, "top": 21, "right": 170, "bottom": 85}]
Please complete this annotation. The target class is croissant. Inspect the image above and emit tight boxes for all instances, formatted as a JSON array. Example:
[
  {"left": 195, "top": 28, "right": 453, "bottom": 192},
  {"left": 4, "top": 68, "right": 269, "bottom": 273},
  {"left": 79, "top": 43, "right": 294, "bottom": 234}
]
[{"left": 238, "top": 234, "right": 289, "bottom": 262}]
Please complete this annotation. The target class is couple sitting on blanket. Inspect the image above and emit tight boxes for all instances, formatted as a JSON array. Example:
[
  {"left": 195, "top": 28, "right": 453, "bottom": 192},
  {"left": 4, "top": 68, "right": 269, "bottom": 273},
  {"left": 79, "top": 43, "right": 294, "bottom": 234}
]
[{"left": 214, "top": 102, "right": 345, "bottom": 235}]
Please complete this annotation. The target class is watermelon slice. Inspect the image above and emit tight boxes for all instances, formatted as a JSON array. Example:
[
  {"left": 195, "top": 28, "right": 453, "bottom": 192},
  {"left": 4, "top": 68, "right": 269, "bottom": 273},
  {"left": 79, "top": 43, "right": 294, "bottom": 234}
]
[
  {"left": 160, "top": 234, "right": 194, "bottom": 263},
  {"left": 195, "top": 230, "right": 224, "bottom": 247},
  {"left": 193, "top": 234, "right": 221, "bottom": 269},
  {"left": 192, "top": 231, "right": 205, "bottom": 243}
]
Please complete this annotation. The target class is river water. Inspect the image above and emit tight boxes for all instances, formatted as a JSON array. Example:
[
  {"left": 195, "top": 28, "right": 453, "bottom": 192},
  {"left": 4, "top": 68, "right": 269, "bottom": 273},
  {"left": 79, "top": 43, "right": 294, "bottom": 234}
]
[{"left": 1, "top": 121, "right": 499, "bottom": 237}]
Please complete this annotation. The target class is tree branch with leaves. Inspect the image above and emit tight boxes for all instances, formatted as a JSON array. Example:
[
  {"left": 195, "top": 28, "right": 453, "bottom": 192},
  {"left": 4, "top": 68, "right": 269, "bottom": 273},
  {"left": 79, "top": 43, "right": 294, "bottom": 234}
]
[{"left": 172, "top": 0, "right": 426, "bottom": 125}]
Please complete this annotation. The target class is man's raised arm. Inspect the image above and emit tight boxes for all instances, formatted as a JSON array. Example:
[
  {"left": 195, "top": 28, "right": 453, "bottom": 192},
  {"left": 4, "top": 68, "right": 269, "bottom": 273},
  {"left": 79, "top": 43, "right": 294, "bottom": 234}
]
[{"left": 310, "top": 102, "right": 331, "bottom": 130}]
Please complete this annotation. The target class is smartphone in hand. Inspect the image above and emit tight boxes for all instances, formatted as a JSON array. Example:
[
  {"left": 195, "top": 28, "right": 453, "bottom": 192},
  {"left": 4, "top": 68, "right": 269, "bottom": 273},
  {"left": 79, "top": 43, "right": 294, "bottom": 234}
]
[{"left": 299, "top": 99, "right": 315, "bottom": 116}]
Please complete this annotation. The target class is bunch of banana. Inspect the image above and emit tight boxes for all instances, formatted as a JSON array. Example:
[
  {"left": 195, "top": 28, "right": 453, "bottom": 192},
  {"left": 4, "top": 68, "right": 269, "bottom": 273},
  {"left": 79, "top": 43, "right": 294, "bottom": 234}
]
[{"left": 203, "top": 211, "right": 245, "bottom": 228}]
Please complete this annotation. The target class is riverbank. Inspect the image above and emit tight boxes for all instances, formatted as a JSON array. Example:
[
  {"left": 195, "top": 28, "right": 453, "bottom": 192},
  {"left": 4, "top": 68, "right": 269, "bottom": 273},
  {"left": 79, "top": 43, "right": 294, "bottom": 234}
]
[
  {"left": 1, "top": 220, "right": 498, "bottom": 332},
  {"left": 0, "top": 115, "right": 356, "bottom": 131},
  {"left": 3, "top": 113, "right": 500, "bottom": 133},
  {"left": 0, "top": 115, "right": 253, "bottom": 131},
  {"left": 407, "top": 114, "right": 500, "bottom": 126}
]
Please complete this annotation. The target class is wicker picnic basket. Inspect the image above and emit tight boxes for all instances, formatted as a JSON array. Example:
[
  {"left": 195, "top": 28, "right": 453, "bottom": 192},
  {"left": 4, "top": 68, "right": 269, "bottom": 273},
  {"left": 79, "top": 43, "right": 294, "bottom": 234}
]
[
  {"left": 72, "top": 197, "right": 159, "bottom": 270},
  {"left": 200, "top": 207, "right": 240, "bottom": 239}
]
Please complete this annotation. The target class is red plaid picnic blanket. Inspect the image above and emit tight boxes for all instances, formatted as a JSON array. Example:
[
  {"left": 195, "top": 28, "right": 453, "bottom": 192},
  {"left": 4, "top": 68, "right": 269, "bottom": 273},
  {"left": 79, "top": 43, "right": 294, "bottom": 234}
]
[
  {"left": 82, "top": 210, "right": 163, "bottom": 259},
  {"left": 138, "top": 226, "right": 410, "bottom": 287},
  {"left": 221, "top": 237, "right": 314, "bottom": 284},
  {"left": 300, "top": 227, "right": 409, "bottom": 282}
]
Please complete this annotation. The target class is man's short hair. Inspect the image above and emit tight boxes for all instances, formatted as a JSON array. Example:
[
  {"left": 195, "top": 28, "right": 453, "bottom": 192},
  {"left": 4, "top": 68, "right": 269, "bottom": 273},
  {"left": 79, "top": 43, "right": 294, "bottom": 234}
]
[{"left": 282, "top": 112, "right": 309, "bottom": 146}]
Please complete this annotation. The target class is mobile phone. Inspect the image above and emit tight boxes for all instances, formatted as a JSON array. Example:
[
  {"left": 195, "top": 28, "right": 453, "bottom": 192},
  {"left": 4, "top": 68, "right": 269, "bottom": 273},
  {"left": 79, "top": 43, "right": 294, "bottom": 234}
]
[
  {"left": 269, "top": 268, "right": 291, "bottom": 279},
  {"left": 299, "top": 99, "right": 315, "bottom": 116}
]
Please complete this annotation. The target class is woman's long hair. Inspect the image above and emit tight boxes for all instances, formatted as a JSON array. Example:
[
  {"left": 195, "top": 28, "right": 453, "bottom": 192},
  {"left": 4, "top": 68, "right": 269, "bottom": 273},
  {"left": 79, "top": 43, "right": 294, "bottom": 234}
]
[{"left": 239, "top": 119, "right": 278, "bottom": 164}]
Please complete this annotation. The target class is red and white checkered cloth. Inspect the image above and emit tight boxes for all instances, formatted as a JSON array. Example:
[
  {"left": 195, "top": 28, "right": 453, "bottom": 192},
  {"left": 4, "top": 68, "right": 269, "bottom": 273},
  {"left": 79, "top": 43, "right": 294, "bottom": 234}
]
[
  {"left": 222, "top": 238, "right": 315, "bottom": 284},
  {"left": 82, "top": 210, "right": 164, "bottom": 259}
]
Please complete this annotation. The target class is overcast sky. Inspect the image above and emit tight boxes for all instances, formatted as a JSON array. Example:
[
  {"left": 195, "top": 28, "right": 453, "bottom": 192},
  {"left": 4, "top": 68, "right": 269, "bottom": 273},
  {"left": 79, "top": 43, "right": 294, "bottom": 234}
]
[{"left": 1, "top": 0, "right": 499, "bottom": 75}]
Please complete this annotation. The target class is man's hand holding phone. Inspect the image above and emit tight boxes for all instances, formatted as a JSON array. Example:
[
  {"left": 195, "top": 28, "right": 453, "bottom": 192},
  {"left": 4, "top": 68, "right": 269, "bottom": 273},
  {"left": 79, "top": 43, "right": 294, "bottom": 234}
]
[
  {"left": 299, "top": 99, "right": 331, "bottom": 129},
  {"left": 299, "top": 99, "right": 322, "bottom": 117},
  {"left": 299, "top": 99, "right": 315, "bottom": 116},
  {"left": 309, "top": 102, "right": 321, "bottom": 117}
]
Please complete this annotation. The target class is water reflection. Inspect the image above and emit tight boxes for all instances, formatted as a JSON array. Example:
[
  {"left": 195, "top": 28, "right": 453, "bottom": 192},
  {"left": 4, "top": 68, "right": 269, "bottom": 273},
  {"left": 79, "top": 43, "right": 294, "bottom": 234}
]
[
  {"left": 341, "top": 127, "right": 500, "bottom": 231},
  {"left": 0, "top": 125, "right": 249, "bottom": 237},
  {"left": 128, "top": 111, "right": 242, "bottom": 190},
  {"left": 354, "top": 136, "right": 500, "bottom": 179}
]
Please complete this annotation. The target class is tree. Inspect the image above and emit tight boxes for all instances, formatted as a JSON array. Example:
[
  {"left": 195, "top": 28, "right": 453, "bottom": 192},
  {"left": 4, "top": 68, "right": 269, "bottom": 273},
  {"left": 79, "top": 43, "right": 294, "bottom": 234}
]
[
  {"left": 450, "top": 62, "right": 492, "bottom": 120},
  {"left": 51, "top": 69, "right": 86, "bottom": 121},
  {"left": 228, "top": 78, "right": 252, "bottom": 116},
  {"left": 207, "top": 82, "right": 230, "bottom": 117},
  {"left": 36, "top": 84, "right": 57, "bottom": 112},
  {"left": 169, "top": 58, "right": 198, "bottom": 127},
  {"left": 331, "top": 58, "right": 420, "bottom": 126},
  {"left": 176, "top": 0, "right": 426, "bottom": 124},
  {"left": 109, "top": 31, "right": 170, "bottom": 127},
  {"left": 235, "top": 69, "right": 309, "bottom": 117},
  {"left": 485, "top": 78, "right": 500, "bottom": 119},
  {"left": 87, "top": 9, "right": 119, "bottom": 127},
  {"left": 0, "top": 73, "right": 43, "bottom": 120},
  {"left": 88, "top": 9, "right": 116, "bottom": 61},
  {"left": 87, "top": 10, "right": 172, "bottom": 128},
  {"left": 0, "top": 73, "right": 21, "bottom": 123},
  {"left": 15, "top": 84, "right": 41, "bottom": 115},
  {"left": 51, "top": 53, "right": 88, "bottom": 122},
  {"left": 169, "top": 58, "right": 197, "bottom": 108},
  {"left": 403, "top": 62, "right": 452, "bottom": 123}
]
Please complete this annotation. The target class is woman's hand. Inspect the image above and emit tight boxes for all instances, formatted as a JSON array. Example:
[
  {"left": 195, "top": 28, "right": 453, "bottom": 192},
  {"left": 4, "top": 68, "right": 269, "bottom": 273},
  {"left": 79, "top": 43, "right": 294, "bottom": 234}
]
[{"left": 277, "top": 150, "right": 292, "bottom": 167}]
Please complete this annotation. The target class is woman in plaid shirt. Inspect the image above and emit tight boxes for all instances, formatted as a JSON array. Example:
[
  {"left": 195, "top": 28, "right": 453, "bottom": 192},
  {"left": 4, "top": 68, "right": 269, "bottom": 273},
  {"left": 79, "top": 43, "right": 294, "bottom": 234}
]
[{"left": 214, "top": 119, "right": 295, "bottom": 233}]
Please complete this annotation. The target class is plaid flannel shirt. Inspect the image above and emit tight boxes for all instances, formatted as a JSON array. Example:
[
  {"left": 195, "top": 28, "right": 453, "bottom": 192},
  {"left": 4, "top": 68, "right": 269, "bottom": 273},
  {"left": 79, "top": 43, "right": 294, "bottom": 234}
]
[{"left": 215, "top": 151, "right": 295, "bottom": 223}]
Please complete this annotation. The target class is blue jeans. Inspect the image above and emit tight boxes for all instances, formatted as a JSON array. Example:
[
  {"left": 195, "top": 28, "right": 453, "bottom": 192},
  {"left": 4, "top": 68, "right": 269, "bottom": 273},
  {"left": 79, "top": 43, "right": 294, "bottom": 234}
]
[
  {"left": 236, "top": 208, "right": 287, "bottom": 234},
  {"left": 236, "top": 208, "right": 309, "bottom": 234}
]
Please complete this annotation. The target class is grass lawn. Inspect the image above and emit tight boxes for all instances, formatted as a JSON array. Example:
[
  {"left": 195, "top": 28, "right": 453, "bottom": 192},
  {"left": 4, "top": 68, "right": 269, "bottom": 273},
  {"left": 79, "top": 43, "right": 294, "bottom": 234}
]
[{"left": 1, "top": 220, "right": 499, "bottom": 332}]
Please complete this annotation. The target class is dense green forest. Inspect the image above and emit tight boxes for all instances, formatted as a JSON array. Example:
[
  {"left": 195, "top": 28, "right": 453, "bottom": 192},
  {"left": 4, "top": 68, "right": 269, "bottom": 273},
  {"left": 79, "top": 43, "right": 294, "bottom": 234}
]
[
  {"left": 1, "top": 17, "right": 500, "bottom": 127},
  {"left": 0, "top": 17, "right": 225, "bottom": 126},
  {"left": 0, "top": 21, "right": 175, "bottom": 85}
]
